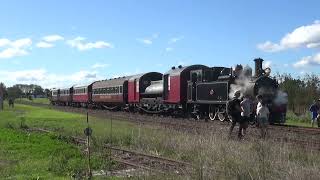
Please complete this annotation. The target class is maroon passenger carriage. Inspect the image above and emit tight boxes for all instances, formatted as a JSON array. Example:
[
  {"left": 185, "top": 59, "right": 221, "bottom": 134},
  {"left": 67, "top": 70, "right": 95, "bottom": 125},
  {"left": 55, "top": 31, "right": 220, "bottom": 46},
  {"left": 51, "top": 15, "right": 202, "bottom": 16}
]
[
  {"left": 91, "top": 77, "right": 131, "bottom": 109},
  {"left": 56, "top": 87, "right": 73, "bottom": 106},
  {"left": 72, "top": 84, "right": 93, "bottom": 107}
]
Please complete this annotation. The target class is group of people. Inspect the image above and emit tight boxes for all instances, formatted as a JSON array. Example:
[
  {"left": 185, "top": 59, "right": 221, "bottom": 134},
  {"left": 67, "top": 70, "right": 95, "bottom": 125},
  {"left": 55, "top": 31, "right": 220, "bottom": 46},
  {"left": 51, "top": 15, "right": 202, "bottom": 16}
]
[
  {"left": 309, "top": 99, "right": 320, "bottom": 128},
  {"left": 227, "top": 91, "right": 270, "bottom": 139}
]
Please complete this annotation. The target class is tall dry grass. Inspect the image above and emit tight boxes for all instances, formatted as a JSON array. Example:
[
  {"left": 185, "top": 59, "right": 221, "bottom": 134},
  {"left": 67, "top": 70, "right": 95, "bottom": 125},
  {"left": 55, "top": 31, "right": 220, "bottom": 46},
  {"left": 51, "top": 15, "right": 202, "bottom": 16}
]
[{"left": 124, "top": 124, "right": 320, "bottom": 180}]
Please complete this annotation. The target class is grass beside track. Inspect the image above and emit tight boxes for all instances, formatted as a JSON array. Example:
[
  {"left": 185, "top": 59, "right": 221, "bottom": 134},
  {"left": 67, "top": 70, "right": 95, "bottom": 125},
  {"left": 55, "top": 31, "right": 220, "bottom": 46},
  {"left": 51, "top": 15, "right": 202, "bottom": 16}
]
[
  {"left": 285, "top": 111, "right": 318, "bottom": 128},
  {"left": 0, "top": 128, "right": 86, "bottom": 179},
  {"left": 1, "top": 103, "right": 320, "bottom": 179},
  {"left": 0, "top": 103, "right": 140, "bottom": 179},
  {"left": 16, "top": 97, "right": 50, "bottom": 105},
  {"left": 17, "top": 98, "right": 317, "bottom": 128}
]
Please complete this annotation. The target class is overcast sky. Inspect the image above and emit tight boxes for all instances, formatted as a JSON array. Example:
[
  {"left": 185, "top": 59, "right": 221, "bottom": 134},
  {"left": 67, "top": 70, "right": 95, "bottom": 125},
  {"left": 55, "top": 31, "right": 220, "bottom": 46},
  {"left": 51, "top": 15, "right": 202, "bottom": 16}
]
[{"left": 0, "top": 0, "right": 320, "bottom": 88}]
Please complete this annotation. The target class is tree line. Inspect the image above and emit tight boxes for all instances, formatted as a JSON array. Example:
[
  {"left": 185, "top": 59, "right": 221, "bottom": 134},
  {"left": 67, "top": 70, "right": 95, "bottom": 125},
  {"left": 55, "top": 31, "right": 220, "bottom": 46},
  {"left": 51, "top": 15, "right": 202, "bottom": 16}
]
[
  {"left": 276, "top": 74, "right": 320, "bottom": 115},
  {"left": 0, "top": 83, "right": 51, "bottom": 100}
]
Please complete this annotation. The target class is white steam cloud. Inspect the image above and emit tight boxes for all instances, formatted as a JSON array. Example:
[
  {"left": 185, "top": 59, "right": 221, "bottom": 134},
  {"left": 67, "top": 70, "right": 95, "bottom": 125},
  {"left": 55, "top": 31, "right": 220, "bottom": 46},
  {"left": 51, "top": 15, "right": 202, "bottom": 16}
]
[{"left": 228, "top": 65, "right": 253, "bottom": 99}]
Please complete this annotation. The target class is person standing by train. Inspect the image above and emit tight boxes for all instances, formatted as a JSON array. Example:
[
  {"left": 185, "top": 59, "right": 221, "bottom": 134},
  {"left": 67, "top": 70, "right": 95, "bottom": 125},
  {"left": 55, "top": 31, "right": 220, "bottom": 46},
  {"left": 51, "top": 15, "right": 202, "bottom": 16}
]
[
  {"left": 240, "top": 94, "right": 252, "bottom": 137},
  {"left": 257, "top": 100, "right": 270, "bottom": 139},
  {"left": 309, "top": 99, "right": 320, "bottom": 128},
  {"left": 227, "top": 91, "right": 242, "bottom": 139}
]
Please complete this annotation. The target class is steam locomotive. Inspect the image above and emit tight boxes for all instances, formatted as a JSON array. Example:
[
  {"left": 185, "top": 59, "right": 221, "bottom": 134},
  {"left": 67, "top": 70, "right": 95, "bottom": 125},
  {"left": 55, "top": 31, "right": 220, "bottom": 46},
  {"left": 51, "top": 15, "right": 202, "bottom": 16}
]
[{"left": 51, "top": 58, "right": 287, "bottom": 124}]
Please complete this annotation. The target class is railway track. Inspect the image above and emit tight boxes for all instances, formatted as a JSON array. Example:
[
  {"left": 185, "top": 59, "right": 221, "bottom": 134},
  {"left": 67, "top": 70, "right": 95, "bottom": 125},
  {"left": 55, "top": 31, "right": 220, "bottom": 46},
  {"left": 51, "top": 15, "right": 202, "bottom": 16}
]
[
  {"left": 27, "top": 127, "right": 192, "bottom": 175},
  {"left": 106, "top": 146, "right": 192, "bottom": 175}
]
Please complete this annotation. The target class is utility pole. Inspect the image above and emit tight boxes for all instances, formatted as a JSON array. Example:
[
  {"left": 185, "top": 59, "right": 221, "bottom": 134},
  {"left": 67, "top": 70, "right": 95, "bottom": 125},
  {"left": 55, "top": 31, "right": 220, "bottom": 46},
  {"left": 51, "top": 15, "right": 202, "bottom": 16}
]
[{"left": 84, "top": 112, "right": 92, "bottom": 179}]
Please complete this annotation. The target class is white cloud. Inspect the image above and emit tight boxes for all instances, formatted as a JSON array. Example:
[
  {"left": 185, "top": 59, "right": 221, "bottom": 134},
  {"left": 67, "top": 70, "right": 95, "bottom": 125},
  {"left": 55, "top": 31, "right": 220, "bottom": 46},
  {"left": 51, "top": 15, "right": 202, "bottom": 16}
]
[
  {"left": 137, "top": 34, "right": 159, "bottom": 45},
  {"left": 0, "top": 38, "right": 32, "bottom": 59},
  {"left": 0, "top": 39, "right": 10, "bottom": 47},
  {"left": 137, "top": 38, "right": 152, "bottom": 45},
  {"left": 257, "top": 41, "right": 284, "bottom": 52},
  {"left": 91, "top": 63, "right": 109, "bottom": 69},
  {"left": 35, "top": 34, "right": 64, "bottom": 48},
  {"left": 258, "top": 20, "right": 320, "bottom": 52},
  {"left": 43, "top": 35, "right": 64, "bottom": 42},
  {"left": 10, "top": 38, "right": 32, "bottom": 48},
  {"left": 165, "top": 47, "right": 173, "bottom": 52},
  {"left": 36, "top": 41, "right": 54, "bottom": 48},
  {"left": 293, "top": 53, "right": 320, "bottom": 68},
  {"left": 168, "top": 36, "right": 184, "bottom": 44},
  {"left": 67, "top": 37, "right": 113, "bottom": 51},
  {"left": 306, "top": 42, "right": 320, "bottom": 48},
  {"left": 0, "top": 69, "right": 100, "bottom": 88},
  {"left": 0, "top": 48, "right": 28, "bottom": 58}
]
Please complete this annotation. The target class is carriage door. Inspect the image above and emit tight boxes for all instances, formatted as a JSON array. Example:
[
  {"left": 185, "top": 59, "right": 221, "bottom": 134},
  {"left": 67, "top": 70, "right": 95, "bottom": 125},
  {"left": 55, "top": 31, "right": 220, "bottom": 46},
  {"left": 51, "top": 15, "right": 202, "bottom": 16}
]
[
  {"left": 190, "top": 70, "right": 203, "bottom": 101},
  {"left": 163, "top": 74, "right": 169, "bottom": 100},
  {"left": 123, "top": 81, "right": 129, "bottom": 103}
]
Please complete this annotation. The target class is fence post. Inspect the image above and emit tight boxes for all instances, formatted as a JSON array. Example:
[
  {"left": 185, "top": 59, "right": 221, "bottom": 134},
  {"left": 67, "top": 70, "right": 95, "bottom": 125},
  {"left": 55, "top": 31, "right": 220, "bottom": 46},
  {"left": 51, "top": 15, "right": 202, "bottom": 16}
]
[{"left": 84, "top": 112, "right": 92, "bottom": 179}]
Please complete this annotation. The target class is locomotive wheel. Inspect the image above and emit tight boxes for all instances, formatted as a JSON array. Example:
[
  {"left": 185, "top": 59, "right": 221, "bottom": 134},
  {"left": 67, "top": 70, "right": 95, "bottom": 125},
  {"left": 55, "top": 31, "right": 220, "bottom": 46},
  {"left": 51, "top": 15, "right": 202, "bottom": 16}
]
[
  {"left": 217, "top": 112, "right": 226, "bottom": 121},
  {"left": 208, "top": 106, "right": 216, "bottom": 121}
]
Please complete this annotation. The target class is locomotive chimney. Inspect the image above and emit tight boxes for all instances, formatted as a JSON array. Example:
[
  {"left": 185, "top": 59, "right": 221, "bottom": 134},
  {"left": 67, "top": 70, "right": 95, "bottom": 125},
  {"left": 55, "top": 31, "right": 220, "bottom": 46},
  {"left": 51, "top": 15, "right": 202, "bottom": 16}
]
[{"left": 254, "top": 58, "right": 264, "bottom": 77}]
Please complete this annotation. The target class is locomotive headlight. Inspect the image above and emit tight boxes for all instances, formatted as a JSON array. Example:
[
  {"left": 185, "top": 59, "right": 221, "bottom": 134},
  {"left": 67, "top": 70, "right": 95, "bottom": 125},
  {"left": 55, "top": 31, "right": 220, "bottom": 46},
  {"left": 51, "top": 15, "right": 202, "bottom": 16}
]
[{"left": 264, "top": 67, "right": 271, "bottom": 76}]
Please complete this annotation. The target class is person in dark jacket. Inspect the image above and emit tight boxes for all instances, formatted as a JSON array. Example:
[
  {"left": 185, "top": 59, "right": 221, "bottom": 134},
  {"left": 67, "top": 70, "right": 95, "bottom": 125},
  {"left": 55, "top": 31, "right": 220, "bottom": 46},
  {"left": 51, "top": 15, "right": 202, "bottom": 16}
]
[
  {"left": 227, "top": 91, "right": 242, "bottom": 139},
  {"left": 309, "top": 99, "right": 320, "bottom": 128},
  {"left": 8, "top": 98, "right": 14, "bottom": 108}
]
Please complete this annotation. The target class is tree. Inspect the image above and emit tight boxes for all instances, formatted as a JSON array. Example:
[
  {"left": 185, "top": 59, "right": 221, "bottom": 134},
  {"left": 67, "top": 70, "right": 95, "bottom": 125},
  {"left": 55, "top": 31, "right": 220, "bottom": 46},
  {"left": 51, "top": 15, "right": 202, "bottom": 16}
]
[
  {"left": 7, "top": 86, "right": 23, "bottom": 99},
  {"left": 277, "top": 73, "right": 320, "bottom": 115},
  {"left": 33, "top": 86, "right": 44, "bottom": 96},
  {"left": 44, "top": 89, "right": 51, "bottom": 98}
]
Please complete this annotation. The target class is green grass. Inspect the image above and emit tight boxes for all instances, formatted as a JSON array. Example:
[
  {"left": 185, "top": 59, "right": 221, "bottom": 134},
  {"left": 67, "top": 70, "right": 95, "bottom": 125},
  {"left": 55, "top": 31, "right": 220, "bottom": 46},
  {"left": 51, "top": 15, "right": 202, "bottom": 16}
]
[
  {"left": 16, "top": 97, "right": 50, "bottom": 105},
  {"left": 285, "top": 111, "right": 316, "bottom": 127},
  {"left": 0, "top": 103, "right": 132, "bottom": 179},
  {"left": 0, "top": 128, "right": 86, "bottom": 179},
  {"left": 0, "top": 103, "right": 139, "bottom": 146}
]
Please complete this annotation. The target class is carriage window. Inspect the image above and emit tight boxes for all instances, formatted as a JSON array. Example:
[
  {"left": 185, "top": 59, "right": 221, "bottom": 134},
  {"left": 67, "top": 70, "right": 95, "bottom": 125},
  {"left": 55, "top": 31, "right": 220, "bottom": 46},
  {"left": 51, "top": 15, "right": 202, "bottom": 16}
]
[
  {"left": 120, "top": 86, "right": 123, "bottom": 93},
  {"left": 116, "top": 86, "right": 119, "bottom": 94}
]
